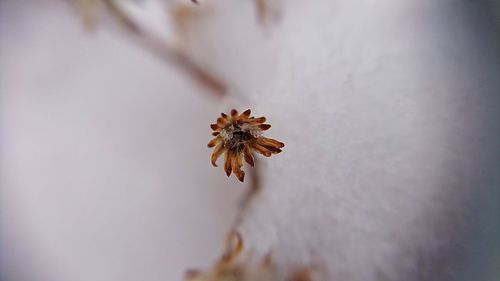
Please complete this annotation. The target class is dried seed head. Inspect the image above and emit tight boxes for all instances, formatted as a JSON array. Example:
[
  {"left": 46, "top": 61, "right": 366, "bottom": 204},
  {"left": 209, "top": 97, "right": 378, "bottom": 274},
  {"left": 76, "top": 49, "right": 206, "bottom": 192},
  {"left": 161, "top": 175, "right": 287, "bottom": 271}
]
[
  {"left": 184, "top": 231, "right": 316, "bottom": 281},
  {"left": 207, "top": 109, "right": 284, "bottom": 182}
]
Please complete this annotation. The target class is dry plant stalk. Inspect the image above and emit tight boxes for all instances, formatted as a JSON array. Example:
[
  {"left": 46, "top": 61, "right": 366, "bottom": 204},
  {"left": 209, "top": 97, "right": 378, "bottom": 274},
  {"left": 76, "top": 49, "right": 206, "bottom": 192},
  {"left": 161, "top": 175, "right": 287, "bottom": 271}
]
[
  {"left": 255, "top": 0, "right": 281, "bottom": 27},
  {"left": 74, "top": 0, "right": 227, "bottom": 97},
  {"left": 208, "top": 109, "right": 285, "bottom": 182},
  {"left": 187, "top": 0, "right": 274, "bottom": 26},
  {"left": 185, "top": 231, "right": 315, "bottom": 281},
  {"left": 255, "top": 0, "right": 270, "bottom": 25}
]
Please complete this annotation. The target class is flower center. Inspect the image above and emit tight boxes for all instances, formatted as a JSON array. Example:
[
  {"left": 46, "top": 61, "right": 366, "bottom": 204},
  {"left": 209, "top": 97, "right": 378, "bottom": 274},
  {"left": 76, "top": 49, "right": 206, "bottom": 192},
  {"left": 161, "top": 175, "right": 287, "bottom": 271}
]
[{"left": 222, "top": 124, "right": 256, "bottom": 150}]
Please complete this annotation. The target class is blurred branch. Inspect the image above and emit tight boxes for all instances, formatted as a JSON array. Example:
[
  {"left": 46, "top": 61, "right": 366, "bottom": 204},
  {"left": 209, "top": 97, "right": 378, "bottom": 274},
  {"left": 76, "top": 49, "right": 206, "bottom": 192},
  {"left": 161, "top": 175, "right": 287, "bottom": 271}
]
[
  {"left": 232, "top": 159, "right": 261, "bottom": 229},
  {"left": 78, "top": 0, "right": 227, "bottom": 97},
  {"left": 255, "top": 0, "right": 269, "bottom": 26}
]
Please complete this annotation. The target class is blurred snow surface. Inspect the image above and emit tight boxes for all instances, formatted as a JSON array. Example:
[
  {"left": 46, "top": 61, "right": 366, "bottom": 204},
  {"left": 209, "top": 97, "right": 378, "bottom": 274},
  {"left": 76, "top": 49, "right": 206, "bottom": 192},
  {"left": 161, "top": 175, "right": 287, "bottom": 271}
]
[{"left": 1, "top": 0, "right": 499, "bottom": 281}]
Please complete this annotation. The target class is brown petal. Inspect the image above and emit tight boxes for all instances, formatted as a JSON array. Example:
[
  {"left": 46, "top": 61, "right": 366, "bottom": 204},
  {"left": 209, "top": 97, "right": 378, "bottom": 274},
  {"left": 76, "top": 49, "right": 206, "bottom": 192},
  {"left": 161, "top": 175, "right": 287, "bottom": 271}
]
[
  {"left": 250, "top": 116, "right": 266, "bottom": 124},
  {"left": 207, "top": 136, "right": 222, "bottom": 148},
  {"left": 232, "top": 152, "right": 245, "bottom": 182},
  {"left": 259, "top": 137, "right": 285, "bottom": 148},
  {"left": 210, "top": 144, "right": 226, "bottom": 166},
  {"left": 230, "top": 109, "right": 238, "bottom": 116},
  {"left": 258, "top": 124, "right": 271, "bottom": 131},
  {"left": 235, "top": 169, "right": 245, "bottom": 182},
  {"left": 241, "top": 109, "right": 251, "bottom": 118},
  {"left": 221, "top": 112, "right": 228, "bottom": 119},
  {"left": 243, "top": 145, "right": 254, "bottom": 167},
  {"left": 256, "top": 138, "right": 283, "bottom": 154},
  {"left": 251, "top": 143, "right": 272, "bottom": 157},
  {"left": 267, "top": 147, "right": 282, "bottom": 154},
  {"left": 212, "top": 132, "right": 220, "bottom": 136},
  {"left": 217, "top": 117, "right": 228, "bottom": 127},
  {"left": 210, "top": 123, "right": 219, "bottom": 130},
  {"left": 224, "top": 150, "right": 233, "bottom": 176}
]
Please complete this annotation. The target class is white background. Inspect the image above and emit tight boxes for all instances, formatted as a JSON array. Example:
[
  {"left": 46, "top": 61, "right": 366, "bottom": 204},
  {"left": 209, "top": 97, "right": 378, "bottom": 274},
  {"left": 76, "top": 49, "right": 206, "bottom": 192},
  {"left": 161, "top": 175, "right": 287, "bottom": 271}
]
[{"left": 1, "top": 1, "right": 499, "bottom": 281}]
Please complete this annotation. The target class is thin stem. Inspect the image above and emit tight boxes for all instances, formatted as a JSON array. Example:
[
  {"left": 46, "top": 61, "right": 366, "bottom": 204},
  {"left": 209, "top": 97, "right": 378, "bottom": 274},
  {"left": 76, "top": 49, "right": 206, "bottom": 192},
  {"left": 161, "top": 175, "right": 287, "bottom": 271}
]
[
  {"left": 232, "top": 159, "right": 261, "bottom": 229},
  {"left": 102, "top": 0, "right": 227, "bottom": 97}
]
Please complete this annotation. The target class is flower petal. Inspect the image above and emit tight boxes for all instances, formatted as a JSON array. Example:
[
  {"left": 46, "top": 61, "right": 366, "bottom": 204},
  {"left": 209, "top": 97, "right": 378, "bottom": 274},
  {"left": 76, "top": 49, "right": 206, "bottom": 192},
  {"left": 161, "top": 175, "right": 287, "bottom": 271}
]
[
  {"left": 258, "top": 124, "right": 271, "bottom": 131},
  {"left": 241, "top": 109, "right": 251, "bottom": 119},
  {"left": 224, "top": 150, "right": 233, "bottom": 176},
  {"left": 210, "top": 144, "right": 226, "bottom": 167},
  {"left": 217, "top": 117, "right": 228, "bottom": 127},
  {"left": 256, "top": 138, "right": 283, "bottom": 154},
  {"left": 250, "top": 116, "right": 266, "bottom": 124},
  {"left": 236, "top": 170, "right": 245, "bottom": 182},
  {"left": 230, "top": 109, "right": 238, "bottom": 117},
  {"left": 259, "top": 137, "right": 285, "bottom": 148},
  {"left": 210, "top": 124, "right": 219, "bottom": 130},
  {"left": 232, "top": 152, "right": 245, "bottom": 182},
  {"left": 243, "top": 145, "right": 254, "bottom": 167},
  {"left": 265, "top": 146, "right": 282, "bottom": 154},
  {"left": 207, "top": 136, "right": 222, "bottom": 148},
  {"left": 251, "top": 143, "right": 272, "bottom": 157}
]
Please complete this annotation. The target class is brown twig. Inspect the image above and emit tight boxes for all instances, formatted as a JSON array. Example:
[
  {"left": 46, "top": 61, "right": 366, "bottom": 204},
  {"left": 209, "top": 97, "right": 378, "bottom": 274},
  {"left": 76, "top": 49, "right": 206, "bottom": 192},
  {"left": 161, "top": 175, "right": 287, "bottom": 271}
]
[
  {"left": 255, "top": 0, "right": 268, "bottom": 25},
  {"left": 244, "top": 161, "right": 262, "bottom": 208},
  {"left": 100, "top": 0, "right": 227, "bottom": 97},
  {"left": 231, "top": 159, "right": 262, "bottom": 229}
]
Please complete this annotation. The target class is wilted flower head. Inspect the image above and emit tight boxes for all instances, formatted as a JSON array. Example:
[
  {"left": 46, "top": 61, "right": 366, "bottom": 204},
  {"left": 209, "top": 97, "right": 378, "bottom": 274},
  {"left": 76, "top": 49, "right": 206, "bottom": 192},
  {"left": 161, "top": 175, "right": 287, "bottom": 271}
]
[
  {"left": 184, "top": 231, "right": 315, "bottom": 281},
  {"left": 208, "top": 109, "right": 285, "bottom": 182}
]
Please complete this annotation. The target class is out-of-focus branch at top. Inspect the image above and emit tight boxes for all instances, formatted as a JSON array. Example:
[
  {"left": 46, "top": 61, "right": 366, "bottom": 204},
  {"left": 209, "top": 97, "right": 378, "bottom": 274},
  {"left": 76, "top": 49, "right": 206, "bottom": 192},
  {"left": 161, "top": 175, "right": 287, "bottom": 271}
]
[{"left": 74, "top": 0, "right": 228, "bottom": 97}]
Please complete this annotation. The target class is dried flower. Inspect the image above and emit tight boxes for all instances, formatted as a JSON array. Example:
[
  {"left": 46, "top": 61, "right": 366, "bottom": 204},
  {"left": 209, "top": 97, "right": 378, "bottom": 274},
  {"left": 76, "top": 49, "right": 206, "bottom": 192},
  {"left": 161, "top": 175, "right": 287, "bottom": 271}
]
[
  {"left": 184, "top": 230, "right": 315, "bottom": 281},
  {"left": 208, "top": 109, "right": 284, "bottom": 182}
]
